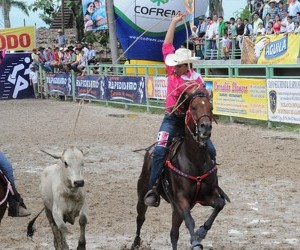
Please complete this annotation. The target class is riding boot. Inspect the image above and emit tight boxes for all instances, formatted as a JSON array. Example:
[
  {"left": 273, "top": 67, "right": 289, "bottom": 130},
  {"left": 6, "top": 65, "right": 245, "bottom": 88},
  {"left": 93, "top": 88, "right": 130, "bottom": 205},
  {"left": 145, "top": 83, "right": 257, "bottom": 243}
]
[
  {"left": 8, "top": 187, "right": 30, "bottom": 217},
  {"left": 144, "top": 185, "right": 160, "bottom": 207}
]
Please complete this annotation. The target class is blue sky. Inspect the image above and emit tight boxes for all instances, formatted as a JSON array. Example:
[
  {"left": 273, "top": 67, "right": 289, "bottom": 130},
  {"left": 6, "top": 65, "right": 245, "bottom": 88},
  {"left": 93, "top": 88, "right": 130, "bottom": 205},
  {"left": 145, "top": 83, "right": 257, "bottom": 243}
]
[{"left": 0, "top": 0, "right": 247, "bottom": 29}]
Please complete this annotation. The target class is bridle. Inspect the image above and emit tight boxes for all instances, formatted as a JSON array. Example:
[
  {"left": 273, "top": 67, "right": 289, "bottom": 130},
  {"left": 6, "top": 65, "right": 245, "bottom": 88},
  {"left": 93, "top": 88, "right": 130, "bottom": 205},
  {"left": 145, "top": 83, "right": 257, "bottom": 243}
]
[{"left": 184, "top": 92, "right": 215, "bottom": 144}]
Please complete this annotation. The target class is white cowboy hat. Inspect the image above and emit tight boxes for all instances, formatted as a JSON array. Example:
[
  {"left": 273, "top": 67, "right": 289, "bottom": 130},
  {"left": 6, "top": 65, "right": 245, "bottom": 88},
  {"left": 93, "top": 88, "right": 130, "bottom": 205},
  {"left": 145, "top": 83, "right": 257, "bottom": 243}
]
[{"left": 165, "top": 48, "right": 200, "bottom": 66}]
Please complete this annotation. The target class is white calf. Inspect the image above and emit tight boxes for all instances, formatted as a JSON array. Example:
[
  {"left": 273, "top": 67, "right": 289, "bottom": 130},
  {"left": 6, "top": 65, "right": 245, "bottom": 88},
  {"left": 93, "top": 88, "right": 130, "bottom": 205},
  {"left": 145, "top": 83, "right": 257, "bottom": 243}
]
[{"left": 40, "top": 146, "right": 88, "bottom": 250}]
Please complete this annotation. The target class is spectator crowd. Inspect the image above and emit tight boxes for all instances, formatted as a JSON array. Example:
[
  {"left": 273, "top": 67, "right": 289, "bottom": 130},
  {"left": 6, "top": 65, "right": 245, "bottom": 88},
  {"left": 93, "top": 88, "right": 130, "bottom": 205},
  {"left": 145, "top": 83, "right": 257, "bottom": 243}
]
[
  {"left": 192, "top": 0, "right": 300, "bottom": 59},
  {"left": 31, "top": 29, "right": 98, "bottom": 75}
]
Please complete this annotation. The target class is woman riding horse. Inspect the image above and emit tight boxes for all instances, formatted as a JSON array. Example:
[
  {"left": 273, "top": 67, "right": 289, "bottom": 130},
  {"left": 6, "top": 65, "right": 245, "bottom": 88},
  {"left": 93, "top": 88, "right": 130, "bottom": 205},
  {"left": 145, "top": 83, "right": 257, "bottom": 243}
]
[
  {"left": 0, "top": 151, "right": 30, "bottom": 217},
  {"left": 144, "top": 12, "right": 216, "bottom": 207}
]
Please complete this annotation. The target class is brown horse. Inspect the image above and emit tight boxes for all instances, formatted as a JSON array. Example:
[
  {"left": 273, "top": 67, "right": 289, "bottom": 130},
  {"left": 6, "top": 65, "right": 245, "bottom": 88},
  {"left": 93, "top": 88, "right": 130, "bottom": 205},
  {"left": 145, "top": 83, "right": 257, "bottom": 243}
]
[
  {"left": 131, "top": 91, "right": 230, "bottom": 250},
  {"left": 0, "top": 170, "right": 11, "bottom": 224}
]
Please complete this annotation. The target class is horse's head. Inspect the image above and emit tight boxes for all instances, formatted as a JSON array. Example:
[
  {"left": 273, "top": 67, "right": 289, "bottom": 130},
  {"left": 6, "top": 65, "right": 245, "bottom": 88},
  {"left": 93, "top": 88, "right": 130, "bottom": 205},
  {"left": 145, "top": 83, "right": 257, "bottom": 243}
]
[{"left": 185, "top": 89, "right": 214, "bottom": 145}]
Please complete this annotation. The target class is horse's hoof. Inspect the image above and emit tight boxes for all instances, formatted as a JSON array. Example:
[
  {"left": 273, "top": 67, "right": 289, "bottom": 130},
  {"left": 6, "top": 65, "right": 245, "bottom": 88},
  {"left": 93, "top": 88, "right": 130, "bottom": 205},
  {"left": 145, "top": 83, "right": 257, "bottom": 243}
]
[
  {"left": 77, "top": 241, "right": 86, "bottom": 250},
  {"left": 191, "top": 240, "right": 203, "bottom": 250},
  {"left": 131, "top": 236, "right": 141, "bottom": 249},
  {"left": 196, "top": 226, "right": 207, "bottom": 240}
]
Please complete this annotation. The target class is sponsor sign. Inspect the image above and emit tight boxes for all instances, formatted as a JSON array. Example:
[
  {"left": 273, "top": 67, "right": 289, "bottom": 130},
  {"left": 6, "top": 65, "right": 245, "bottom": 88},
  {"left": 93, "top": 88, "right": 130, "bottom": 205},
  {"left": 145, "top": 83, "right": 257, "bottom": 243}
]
[
  {"left": 46, "top": 73, "right": 72, "bottom": 96},
  {"left": 75, "top": 75, "right": 106, "bottom": 99},
  {"left": 0, "top": 53, "right": 33, "bottom": 99},
  {"left": 241, "top": 34, "right": 300, "bottom": 64},
  {"left": 212, "top": 78, "right": 268, "bottom": 120},
  {"left": 0, "top": 26, "right": 35, "bottom": 51},
  {"left": 106, "top": 76, "right": 146, "bottom": 103},
  {"left": 82, "top": 0, "right": 108, "bottom": 32},
  {"left": 146, "top": 76, "right": 167, "bottom": 99},
  {"left": 267, "top": 79, "right": 300, "bottom": 124},
  {"left": 114, "top": 0, "right": 208, "bottom": 61}
]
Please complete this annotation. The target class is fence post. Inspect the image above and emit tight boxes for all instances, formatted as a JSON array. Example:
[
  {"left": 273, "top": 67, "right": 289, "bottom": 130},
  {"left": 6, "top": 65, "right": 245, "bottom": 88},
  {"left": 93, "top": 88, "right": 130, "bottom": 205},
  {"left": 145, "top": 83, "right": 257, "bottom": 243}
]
[{"left": 71, "top": 71, "right": 76, "bottom": 102}]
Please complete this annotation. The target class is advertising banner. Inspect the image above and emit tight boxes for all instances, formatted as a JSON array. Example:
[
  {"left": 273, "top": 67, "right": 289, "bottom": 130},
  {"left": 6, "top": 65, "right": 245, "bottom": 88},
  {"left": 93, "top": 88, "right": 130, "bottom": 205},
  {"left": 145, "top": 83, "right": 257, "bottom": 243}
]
[
  {"left": 113, "top": 0, "right": 208, "bottom": 61},
  {"left": 0, "top": 53, "right": 33, "bottom": 99},
  {"left": 212, "top": 78, "right": 268, "bottom": 120},
  {"left": 46, "top": 73, "right": 72, "bottom": 96},
  {"left": 75, "top": 75, "right": 106, "bottom": 99},
  {"left": 267, "top": 79, "right": 300, "bottom": 124},
  {"left": 241, "top": 34, "right": 300, "bottom": 64},
  {"left": 82, "top": 0, "right": 108, "bottom": 32},
  {"left": 146, "top": 76, "right": 167, "bottom": 99},
  {"left": 106, "top": 76, "right": 146, "bottom": 103},
  {"left": 0, "top": 26, "right": 35, "bottom": 51}
]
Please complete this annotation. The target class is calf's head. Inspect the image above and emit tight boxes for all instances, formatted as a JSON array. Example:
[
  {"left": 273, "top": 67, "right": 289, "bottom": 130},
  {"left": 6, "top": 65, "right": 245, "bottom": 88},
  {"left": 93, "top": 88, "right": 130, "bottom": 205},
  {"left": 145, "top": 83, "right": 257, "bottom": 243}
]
[{"left": 60, "top": 146, "right": 85, "bottom": 188}]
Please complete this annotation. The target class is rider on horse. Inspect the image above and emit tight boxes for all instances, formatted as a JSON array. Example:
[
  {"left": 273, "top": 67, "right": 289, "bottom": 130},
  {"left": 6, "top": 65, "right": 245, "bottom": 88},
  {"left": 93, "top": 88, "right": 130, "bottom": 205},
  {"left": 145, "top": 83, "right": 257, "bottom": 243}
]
[
  {"left": 0, "top": 151, "right": 31, "bottom": 217},
  {"left": 144, "top": 12, "right": 217, "bottom": 207}
]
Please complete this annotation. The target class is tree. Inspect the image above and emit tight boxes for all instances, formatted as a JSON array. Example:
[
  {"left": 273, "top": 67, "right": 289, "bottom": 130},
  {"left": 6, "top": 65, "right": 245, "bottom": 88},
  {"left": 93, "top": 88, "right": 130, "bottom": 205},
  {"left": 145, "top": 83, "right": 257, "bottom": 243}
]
[
  {"left": 209, "top": 0, "right": 223, "bottom": 17},
  {"left": 28, "top": 0, "right": 60, "bottom": 25},
  {"left": 0, "top": 0, "right": 29, "bottom": 28}
]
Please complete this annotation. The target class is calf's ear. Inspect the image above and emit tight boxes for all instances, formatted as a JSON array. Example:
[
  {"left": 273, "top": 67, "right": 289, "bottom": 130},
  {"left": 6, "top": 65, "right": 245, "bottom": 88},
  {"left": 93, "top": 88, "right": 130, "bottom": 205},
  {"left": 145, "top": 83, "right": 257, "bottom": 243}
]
[{"left": 40, "top": 149, "right": 62, "bottom": 159}]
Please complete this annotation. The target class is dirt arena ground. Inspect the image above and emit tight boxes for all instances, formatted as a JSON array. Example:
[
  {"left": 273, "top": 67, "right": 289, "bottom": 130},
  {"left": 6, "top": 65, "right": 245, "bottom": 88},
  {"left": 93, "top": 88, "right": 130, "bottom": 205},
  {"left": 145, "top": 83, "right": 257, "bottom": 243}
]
[{"left": 0, "top": 99, "right": 299, "bottom": 250}]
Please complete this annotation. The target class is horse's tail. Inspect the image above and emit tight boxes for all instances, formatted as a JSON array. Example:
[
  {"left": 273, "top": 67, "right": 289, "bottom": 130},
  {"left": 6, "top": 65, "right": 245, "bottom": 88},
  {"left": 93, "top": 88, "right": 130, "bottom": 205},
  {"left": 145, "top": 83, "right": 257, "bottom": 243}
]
[
  {"left": 217, "top": 186, "right": 230, "bottom": 203},
  {"left": 27, "top": 207, "right": 45, "bottom": 238}
]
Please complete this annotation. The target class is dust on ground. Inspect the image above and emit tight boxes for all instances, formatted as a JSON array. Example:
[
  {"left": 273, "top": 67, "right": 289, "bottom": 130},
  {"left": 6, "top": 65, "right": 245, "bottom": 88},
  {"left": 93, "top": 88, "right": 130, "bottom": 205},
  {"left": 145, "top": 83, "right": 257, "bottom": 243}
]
[{"left": 0, "top": 99, "right": 299, "bottom": 250}]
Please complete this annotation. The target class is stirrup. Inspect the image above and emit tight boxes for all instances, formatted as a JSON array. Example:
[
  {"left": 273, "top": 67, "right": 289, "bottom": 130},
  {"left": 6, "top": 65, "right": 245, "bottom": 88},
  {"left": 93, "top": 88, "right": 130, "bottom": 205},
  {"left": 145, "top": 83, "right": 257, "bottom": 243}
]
[{"left": 144, "top": 190, "right": 160, "bottom": 207}]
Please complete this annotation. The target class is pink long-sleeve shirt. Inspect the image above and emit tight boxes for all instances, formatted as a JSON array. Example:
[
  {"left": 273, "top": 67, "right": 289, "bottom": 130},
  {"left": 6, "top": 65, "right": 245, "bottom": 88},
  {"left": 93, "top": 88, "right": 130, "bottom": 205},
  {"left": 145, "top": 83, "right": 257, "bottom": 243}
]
[{"left": 162, "top": 43, "right": 205, "bottom": 113}]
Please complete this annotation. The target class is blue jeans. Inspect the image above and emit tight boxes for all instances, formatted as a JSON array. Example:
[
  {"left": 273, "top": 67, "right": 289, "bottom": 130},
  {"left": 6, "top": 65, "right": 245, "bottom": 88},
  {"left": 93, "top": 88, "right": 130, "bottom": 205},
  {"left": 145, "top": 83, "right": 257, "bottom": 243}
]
[
  {"left": 149, "top": 114, "right": 216, "bottom": 188},
  {"left": 0, "top": 151, "right": 15, "bottom": 188}
]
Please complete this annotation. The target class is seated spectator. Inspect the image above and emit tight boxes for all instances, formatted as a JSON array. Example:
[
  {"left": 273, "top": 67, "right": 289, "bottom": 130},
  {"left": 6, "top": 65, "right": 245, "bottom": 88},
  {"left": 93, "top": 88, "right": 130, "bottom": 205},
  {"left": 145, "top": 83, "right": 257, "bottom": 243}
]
[
  {"left": 256, "top": 22, "right": 266, "bottom": 35},
  {"left": 264, "top": 13, "right": 272, "bottom": 31},
  {"left": 77, "top": 50, "right": 88, "bottom": 72},
  {"left": 87, "top": 43, "right": 96, "bottom": 64},
  {"left": 71, "top": 48, "right": 82, "bottom": 72},
  {"left": 51, "top": 47, "right": 60, "bottom": 69},
  {"left": 280, "top": 9, "right": 289, "bottom": 33},
  {"left": 31, "top": 48, "right": 39, "bottom": 70},
  {"left": 273, "top": 15, "right": 282, "bottom": 34},
  {"left": 288, "top": 0, "right": 300, "bottom": 22},
  {"left": 266, "top": 21, "right": 275, "bottom": 34},
  {"left": 285, "top": 15, "right": 295, "bottom": 33},
  {"left": 294, "top": 21, "right": 300, "bottom": 33}
]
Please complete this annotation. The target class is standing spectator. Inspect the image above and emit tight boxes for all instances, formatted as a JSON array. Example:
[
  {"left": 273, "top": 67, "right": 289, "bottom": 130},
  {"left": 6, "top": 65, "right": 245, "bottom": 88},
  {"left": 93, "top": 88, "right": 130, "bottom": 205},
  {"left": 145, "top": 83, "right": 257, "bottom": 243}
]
[
  {"left": 253, "top": 12, "right": 264, "bottom": 34},
  {"left": 217, "top": 16, "right": 226, "bottom": 38},
  {"left": 205, "top": 16, "right": 218, "bottom": 60},
  {"left": 56, "top": 29, "right": 67, "bottom": 48},
  {"left": 229, "top": 17, "right": 237, "bottom": 37},
  {"left": 268, "top": 0, "right": 279, "bottom": 22},
  {"left": 288, "top": 0, "right": 300, "bottom": 22},
  {"left": 252, "top": 0, "right": 265, "bottom": 18},
  {"left": 262, "top": 0, "right": 271, "bottom": 20},
  {"left": 235, "top": 18, "right": 245, "bottom": 54},
  {"left": 29, "top": 64, "right": 38, "bottom": 98},
  {"left": 273, "top": 14, "right": 282, "bottom": 34},
  {"left": 221, "top": 33, "right": 231, "bottom": 60},
  {"left": 277, "top": 1, "right": 287, "bottom": 20},
  {"left": 87, "top": 43, "right": 96, "bottom": 64},
  {"left": 243, "top": 18, "right": 253, "bottom": 36}
]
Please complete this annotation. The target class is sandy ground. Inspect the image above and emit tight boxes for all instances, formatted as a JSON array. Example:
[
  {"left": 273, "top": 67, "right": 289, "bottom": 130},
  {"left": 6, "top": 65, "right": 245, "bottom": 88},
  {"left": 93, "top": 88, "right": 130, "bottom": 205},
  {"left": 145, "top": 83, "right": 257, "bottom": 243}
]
[{"left": 0, "top": 99, "right": 299, "bottom": 250}]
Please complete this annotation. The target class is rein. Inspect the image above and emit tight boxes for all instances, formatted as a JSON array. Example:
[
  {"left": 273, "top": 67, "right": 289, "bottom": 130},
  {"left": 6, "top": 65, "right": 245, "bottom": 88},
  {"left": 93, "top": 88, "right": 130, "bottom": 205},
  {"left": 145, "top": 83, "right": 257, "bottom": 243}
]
[
  {"left": 0, "top": 170, "right": 14, "bottom": 205},
  {"left": 165, "top": 160, "right": 217, "bottom": 204}
]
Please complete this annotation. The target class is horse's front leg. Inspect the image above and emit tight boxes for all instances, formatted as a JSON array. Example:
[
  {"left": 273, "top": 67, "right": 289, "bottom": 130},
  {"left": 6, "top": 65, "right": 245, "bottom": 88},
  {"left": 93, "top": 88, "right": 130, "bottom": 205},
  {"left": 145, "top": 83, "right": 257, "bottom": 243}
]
[
  {"left": 175, "top": 199, "right": 202, "bottom": 250},
  {"left": 170, "top": 209, "right": 183, "bottom": 250},
  {"left": 196, "top": 195, "right": 226, "bottom": 241}
]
